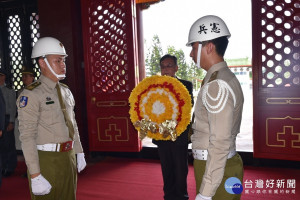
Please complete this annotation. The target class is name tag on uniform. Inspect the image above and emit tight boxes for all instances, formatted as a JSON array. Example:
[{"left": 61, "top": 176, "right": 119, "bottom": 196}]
[{"left": 19, "top": 96, "right": 28, "bottom": 108}]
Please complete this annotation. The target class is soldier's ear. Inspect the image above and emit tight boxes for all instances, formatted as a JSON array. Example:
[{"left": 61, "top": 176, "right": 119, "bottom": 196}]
[
  {"left": 205, "top": 42, "right": 214, "bottom": 55},
  {"left": 38, "top": 58, "right": 46, "bottom": 70}
]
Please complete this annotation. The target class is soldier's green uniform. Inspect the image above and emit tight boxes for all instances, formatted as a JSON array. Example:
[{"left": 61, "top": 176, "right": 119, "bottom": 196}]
[{"left": 17, "top": 75, "right": 84, "bottom": 200}]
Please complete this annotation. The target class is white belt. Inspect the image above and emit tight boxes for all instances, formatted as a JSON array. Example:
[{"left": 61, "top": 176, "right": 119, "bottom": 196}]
[
  {"left": 37, "top": 141, "right": 74, "bottom": 152},
  {"left": 192, "top": 149, "right": 236, "bottom": 161}
]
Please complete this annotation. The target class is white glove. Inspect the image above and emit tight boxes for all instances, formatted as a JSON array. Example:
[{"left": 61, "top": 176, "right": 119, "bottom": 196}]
[
  {"left": 31, "top": 174, "right": 52, "bottom": 195},
  {"left": 77, "top": 153, "right": 87, "bottom": 173},
  {"left": 195, "top": 193, "right": 212, "bottom": 200}
]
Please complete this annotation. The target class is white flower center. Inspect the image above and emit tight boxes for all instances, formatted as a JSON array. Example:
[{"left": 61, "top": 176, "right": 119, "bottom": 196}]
[
  {"left": 141, "top": 88, "right": 178, "bottom": 120},
  {"left": 152, "top": 100, "right": 165, "bottom": 116}
]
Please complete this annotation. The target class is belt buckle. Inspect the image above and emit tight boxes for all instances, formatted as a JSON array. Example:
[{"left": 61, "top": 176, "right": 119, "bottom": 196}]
[{"left": 60, "top": 141, "right": 73, "bottom": 152}]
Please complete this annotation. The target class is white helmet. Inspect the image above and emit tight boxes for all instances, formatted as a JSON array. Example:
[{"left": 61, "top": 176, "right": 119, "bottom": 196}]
[
  {"left": 186, "top": 15, "right": 231, "bottom": 46},
  {"left": 31, "top": 37, "right": 67, "bottom": 58},
  {"left": 32, "top": 37, "right": 67, "bottom": 80}
]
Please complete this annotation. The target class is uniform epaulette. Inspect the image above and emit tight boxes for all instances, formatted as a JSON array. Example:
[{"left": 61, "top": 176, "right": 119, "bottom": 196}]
[
  {"left": 208, "top": 71, "right": 219, "bottom": 83},
  {"left": 59, "top": 83, "right": 69, "bottom": 88},
  {"left": 25, "top": 82, "right": 41, "bottom": 90}
]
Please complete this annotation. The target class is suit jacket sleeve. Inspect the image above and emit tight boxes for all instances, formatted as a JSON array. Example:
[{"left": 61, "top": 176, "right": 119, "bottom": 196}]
[
  {"left": 8, "top": 89, "right": 16, "bottom": 122},
  {"left": 187, "top": 81, "right": 194, "bottom": 106},
  {"left": 0, "top": 89, "right": 5, "bottom": 131},
  {"left": 179, "top": 79, "right": 194, "bottom": 106}
]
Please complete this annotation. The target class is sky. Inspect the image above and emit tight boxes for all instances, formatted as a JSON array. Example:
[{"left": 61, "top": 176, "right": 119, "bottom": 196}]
[{"left": 142, "top": 0, "right": 252, "bottom": 62}]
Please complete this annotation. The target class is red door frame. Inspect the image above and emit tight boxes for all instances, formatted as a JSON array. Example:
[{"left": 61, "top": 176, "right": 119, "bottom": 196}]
[
  {"left": 252, "top": 0, "right": 300, "bottom": 161},
  {"left": 81, "top": 0, "right": 142, "bottom": 152}
]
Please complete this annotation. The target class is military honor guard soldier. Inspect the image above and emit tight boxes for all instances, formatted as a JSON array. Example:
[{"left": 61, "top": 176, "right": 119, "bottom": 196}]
[
  {"left": 187, "top": 15, "right": 244, "bottom": 200},
  {"left": 17, "top": 37, "right": 87, "bottom": 199}
]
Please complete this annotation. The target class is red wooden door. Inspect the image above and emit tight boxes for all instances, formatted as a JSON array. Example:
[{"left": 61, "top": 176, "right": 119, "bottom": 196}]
[
  {"left": 81, "top": 0, "right": 142, "bottom": 152},
  {"left": 252, "top": 0, "right": 300, "bottom": 161}
]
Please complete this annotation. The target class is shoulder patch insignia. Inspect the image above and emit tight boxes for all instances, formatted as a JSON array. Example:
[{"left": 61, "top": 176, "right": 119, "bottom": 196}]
[
  {"left": 25, "top": 82, "right": 41, "bottom": 91},
  {"left": 19, "top": 96, "right": 28, "bottom": 108},
  {"left": 208, "top": 71, "right": 219, "bottom": 83},
  {"left": 59, "top": 83, "right": 69, "bottom": 88}
]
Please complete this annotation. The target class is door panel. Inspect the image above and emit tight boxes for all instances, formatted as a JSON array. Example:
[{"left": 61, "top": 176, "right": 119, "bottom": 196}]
[
  {"left": 252, "top": 0, "right": 300, "bottom": 161},
  {"left": 81, "top": 0, "right": 141, "bottom": 152}
]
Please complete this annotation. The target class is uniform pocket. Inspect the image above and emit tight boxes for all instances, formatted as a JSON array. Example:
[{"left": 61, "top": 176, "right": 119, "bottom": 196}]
[{"left": 40, "top": 98, "right": 57, "bottom": 125}]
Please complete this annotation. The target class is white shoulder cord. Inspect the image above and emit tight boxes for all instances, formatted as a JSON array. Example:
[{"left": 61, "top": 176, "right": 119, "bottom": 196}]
[{"left": 202, "top": 79, "right": 236, "bottom": 113}]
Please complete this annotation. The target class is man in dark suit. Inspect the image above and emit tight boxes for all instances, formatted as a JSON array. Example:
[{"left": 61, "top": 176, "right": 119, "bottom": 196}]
[
  {"left": 0, "top": 87, "right": 6, "bottom": 187},
  {"left": 0, "top": 68, "right": 17, "bottom": 177},
  {"left": 153, "top": 54, "right": 194, "bottom": 200}
]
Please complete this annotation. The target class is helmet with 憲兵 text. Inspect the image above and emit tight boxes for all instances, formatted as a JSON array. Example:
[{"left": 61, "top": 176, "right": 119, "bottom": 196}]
[
  {"left": 31, "top": 37, "right": 67, "bottom": 58},
  {"left": 186, "top": 15, "right": 231, "bottom": 46}
]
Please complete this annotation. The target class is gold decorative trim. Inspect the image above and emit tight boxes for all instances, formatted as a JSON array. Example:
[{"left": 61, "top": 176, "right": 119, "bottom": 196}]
[
  {"left": 136, "top": 0, "right": 160, "bottom": 4},
  {"left": 275, "top": 126, "right": 287, "bottom": 147},
  {"left": 292, "top": 127, "right": 300, "bottom": 148},
  {"left": 266, "top": 98, "right": 300, "bottom": 104},
  {"left": 266, "top": 116, "right": 300, "bottom": 148},
  {"left": 96, "top": 101, "right": 127, "bottom": 107},
  {"left": 97, "top": 116, "right": 129, "bottom": 142}
]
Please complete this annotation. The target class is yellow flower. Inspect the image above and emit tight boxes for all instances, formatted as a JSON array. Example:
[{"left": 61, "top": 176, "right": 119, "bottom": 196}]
[{"left": 129, "top": 75, "right": 192, "bottom": 141}]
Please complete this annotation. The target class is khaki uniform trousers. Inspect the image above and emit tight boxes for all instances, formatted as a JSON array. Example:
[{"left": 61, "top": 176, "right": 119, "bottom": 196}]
[
  {"left": 194, "top": 153, "right": 243, "bottom": 200},
  {"left": 28, "top": 149, "right": 77, "bottom": 200}
]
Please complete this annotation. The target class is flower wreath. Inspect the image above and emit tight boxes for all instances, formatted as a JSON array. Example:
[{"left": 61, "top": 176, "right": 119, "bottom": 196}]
[{"left": 129, "top": 75, "right": 192, "bottom": 141}]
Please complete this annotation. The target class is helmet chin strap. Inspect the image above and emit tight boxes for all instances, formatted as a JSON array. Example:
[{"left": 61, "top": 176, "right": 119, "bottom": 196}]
[
  {"left": 196, "top": 43, "right": 202, "bottom": 69},
  {"left": 43, "top": 57, "right": 66, "bottom": 80}
]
